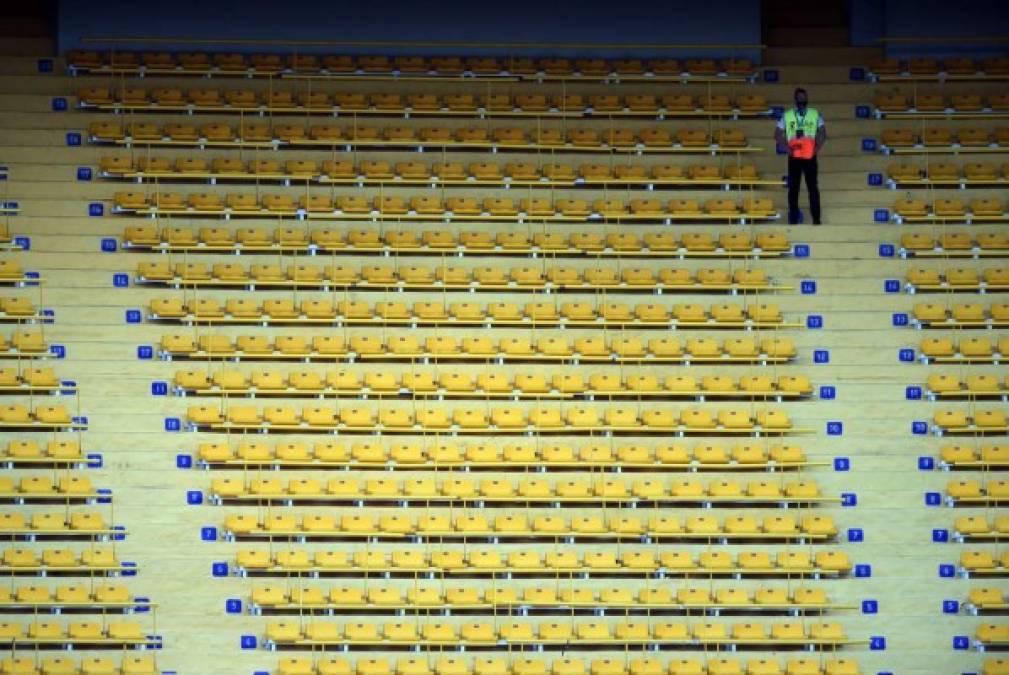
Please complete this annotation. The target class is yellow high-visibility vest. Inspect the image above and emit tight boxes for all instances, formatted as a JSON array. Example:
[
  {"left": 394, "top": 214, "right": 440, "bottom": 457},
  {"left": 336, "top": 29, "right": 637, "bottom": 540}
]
[{"left": 783, "top": 107, "right": 820, "bottom": 141}]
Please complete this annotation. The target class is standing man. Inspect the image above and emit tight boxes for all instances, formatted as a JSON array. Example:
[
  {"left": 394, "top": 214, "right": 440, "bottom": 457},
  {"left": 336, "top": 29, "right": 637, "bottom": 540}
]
[{"left": 775, "top": 87, "right": 827, "bottom": 224}]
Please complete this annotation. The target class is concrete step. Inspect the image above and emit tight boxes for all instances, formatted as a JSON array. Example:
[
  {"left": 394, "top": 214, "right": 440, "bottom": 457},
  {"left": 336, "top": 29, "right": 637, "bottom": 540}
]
[
  {"left": 0, "top": 37, "right": 54, "bottom": 57},
  {"left": 764, "top": 26, "right": 850, "bottom": 48},
  {"left": 765, "top": 46, "right": 881, "bottom": 67}
]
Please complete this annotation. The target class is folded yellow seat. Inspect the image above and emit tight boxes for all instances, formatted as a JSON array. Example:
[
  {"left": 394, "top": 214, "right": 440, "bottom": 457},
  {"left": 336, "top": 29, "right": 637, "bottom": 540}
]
[
  {"left": 625, "top": 94, "right": 658, "bottom": 111},
  {"left": 164, "top": 123, "right": 198, "bottom": 141},
  {"left": 963, "top": 162, "right": 997, "bottom": 180},
  {"left": 951, "top": 303, "right": 986, "bottom": 321},
  {"left": 882, "top": 128, "right": 915, "bottom": 146},
  {"left": 946, "top": 267, "right": 979, "bottom": 285},
  {"left": 951, "top": 130, "right": 988, "bottom": 150},
  {"left": 725, "top": 164, "right": 759, "bottom": 180},
  {"left": 923, "top": 128, "right": 952, "bottom": 145},
  {"left": 894, "top": 198, "right": 928, "bottom": 217},
  {"left": 99, "top": 155, "right": 134, "bottom": 173},
  {"left": 874, "top": 93, "right": 908, "bottom": 111},
  {"left": 942, "top": 232, "right": 973, "bottom": 249},
  {"left": 188, "top": 88, "right": 222, "bottom": 106},
  {"left": 972, "top": 198, "right": 1004, "bottom": 216},
  {"left": 743, "top": 197, "right": 775, "bottom": 214},
  {"left": 136, "top": 157, "right": 171, "bottom": 175},
  {"left": 113, "top": 191, "right": 149, "bottom": 209},
  {"left": 914, "top": 93, "right": 946, "bottom": 111},
  {"left": 237, "top": 123, "right": 271, "bottom": 142},
  {"left": 926, "top": 162, "right": 959, "bottom": 180},
  {"left": 639, "top": 128, "right": 672, "bottom": 146},
  {"left": 670, "top": 199, "right": 703, "bottom": 216},
  {"left": 913, "top": 303, "right": 948, "bottom": 322},
  {"left": 715, "top": 129, "right": 746, "bottom": 146},
  {"left": 188, "top": 193, "right": 222, "bottom": 211},
  {"left": 151, "top": 87, "right": 184, "bottom": 106},
  {"left": 935, "top": 198, "right": 966, "bottom": 217},
  {"left": 677, "top": 128, "right": 709, "bottom": 146},
  {"left": 952, "top": 93, "right": 983, "bottom": 111},
  {"left": 268, "top": 124, "right": 303, "bottom": 143}
]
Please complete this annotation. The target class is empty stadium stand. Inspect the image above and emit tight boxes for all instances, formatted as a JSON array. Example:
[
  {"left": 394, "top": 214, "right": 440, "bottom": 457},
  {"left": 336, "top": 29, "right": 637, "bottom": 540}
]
[{"left": 0, "top": 2, "right": 1004, "bottom": 668}]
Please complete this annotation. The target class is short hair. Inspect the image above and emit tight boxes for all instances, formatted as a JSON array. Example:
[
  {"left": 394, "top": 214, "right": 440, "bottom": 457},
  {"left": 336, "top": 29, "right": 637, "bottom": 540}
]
[{"left": 794, "top": 87, "right": 807, "bottom": 98}]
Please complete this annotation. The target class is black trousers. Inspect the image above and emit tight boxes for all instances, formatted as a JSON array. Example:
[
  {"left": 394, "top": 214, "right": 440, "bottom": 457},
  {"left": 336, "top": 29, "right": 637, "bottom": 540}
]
[{"left": 787, "top": 156, "right": 820, "bottom": 224}]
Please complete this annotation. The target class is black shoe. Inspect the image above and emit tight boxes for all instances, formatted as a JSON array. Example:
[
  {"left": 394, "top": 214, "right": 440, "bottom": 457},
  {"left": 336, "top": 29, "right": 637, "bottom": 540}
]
[{"left": 813, "top": 220, "right": 821, "bottom": 225}]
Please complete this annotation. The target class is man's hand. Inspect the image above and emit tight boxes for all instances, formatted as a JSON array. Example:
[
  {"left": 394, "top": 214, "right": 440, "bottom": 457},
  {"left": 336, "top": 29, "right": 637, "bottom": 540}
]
[
  {"left": 774, "top": 128, "right": 788, "bottom": 155},
  {"left": 815, "top": 127, "right": 827, "bottom": 155}
]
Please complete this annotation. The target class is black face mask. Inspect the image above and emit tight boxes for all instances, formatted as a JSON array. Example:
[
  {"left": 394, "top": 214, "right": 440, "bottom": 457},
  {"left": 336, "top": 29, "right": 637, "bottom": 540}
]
[{"left": 796, "top": 100, "right": 808, "bottom": 110}]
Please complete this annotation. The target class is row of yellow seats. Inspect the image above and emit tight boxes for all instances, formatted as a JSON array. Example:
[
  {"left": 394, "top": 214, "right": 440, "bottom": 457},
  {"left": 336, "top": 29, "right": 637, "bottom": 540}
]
[
  {"left": 874, "top": 92, "right": 1009, "bottom": 112},
  {"left": 920, "top": 336, "right": 1009, "bottom": 360},
  {"left": 114, "top": 192, "right": 775, "bottom": 219},
  {"left": 0, "top": 620, "right": 146, "bottom": 642},
  {"left": 947, "top": 479, "right": 1009, "bottom": 500},
  {"left": 0, "top": 330, "right": 47, "bottom": 355},
  {"left": 188, "top": 403, "right": 798, "bottom": 432},
  {"left": 251, "top": 583, "right": 830, "bottom": 609},
  {"left": 933, "top": 408, "right": 1009, "bottom": 430},
  {"left": 0, "top": 296, "right": 37, "bottom": 318},
  {"left": 210, "top": 475, "right": 824, "bottom": 502},
  {"left": 907, "top": 267, "right": 1009, "bottom": 287},
  {"left": 913, "top": 302, "right": 1009, "bottom": 324},
  {"left": 960, "top": 549, "right": 1009, "bottom": 572},
  {"left": 0, "top": 511, "right": 109, "bottom": 533},
  {"left": 272, "top": 655, "right": 859, "bottom": 675},
  {"left": 197, "top": 439, "right": 808, "bottom": 467},
  {"left": 67, "top": 51, "right": 756, "bottom": 77},
  {"left": 0, "top": 475, "right": 95, "bottom": 496},
  {"left": 89, "top": 121, "right": 749, "bottom": 149},
  {"left": 263, "top": 618, "right": 851, "bottom": 645},
  {"left": 0, "top": 367, "right": 60, "bottom": 388},
  {"left": 969, "top": 587, "right": 1009, "bottom": 609},
  {"left": 871, "top": 56, "right": 1009, "bottom": 76},
  {"left": 162, "top": 332, "right": 798, "bottom": 362},
  {"left": 0, "top": 655, "right": 156, "bottom": 675},
  {"left": 151, "top": 297, "right": 789, "bottom": 325},
  {"left": 1, "top": 439, "right": 83, "bottom": 461},
  {"left": 900, "top": 230, "right": 1009, "bottom": 253},
  {"left": 938, "top": 444, "right": 1009, "bottom": 465},
  {"left": 1, "top": 546, "right": 119, "bottom": 571},
  {"left": 176, "top": 369, "right": 812, "bottom": 397},
  {"left": 880, "top": 127, "right": 1009, "bottom": 147},
  {"left": 893, "top": 197, "right": 1006, "bottom": 219},
  {"left": 125, "top": 225, "right": 791, "bottom": 255},
  {"left": 223, "top": 511, "right": 837, "bottom": 538},
  {"left": 139, "top": 260, "right": 776, "bottom": 290},
  {"left": 888, "top": 161, "right": 1009, "bottom": 182},
  {"left": 236, "top": 546, "right": 853, "bottom": 575},
  {"left": 927, "top": 373, "right": 1009, "bottom": 395},
  {"left": 0, "top": 404, "right": 75, "bottom": 426},
  {"left": 103, "top": 156, "right": 768, "bottom": 184},
  {"left": 80, "top": 87, "right": 769, "bottom": 115},
  {"left": 0, "top": 584, "right": 133, "bottom": 606}
]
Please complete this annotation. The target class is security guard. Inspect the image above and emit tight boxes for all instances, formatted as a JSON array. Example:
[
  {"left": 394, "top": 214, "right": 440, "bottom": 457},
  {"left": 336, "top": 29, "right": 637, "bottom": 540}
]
[{"left": 775, "top": 87, "right": 827, "bottom": 224}]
